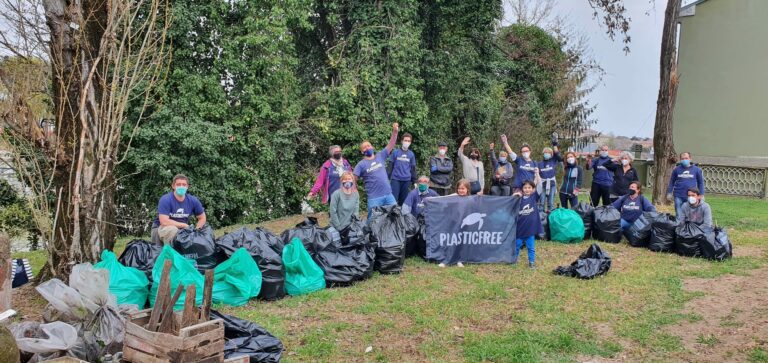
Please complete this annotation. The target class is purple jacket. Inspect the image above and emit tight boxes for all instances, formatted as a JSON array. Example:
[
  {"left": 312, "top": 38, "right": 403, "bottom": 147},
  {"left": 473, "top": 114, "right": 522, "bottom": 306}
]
[{"left": 311, "top": 159, "right": 352, "bottom": 204}]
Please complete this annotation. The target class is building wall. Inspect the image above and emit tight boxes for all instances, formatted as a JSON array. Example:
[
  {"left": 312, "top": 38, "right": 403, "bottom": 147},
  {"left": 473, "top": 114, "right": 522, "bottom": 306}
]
[{"left": 675, "top": 0, "right": 768, "bottom": 167}]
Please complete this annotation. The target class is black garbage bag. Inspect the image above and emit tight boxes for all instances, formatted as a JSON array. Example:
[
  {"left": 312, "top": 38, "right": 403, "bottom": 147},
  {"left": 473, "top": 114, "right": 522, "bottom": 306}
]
[
  {"left": 649, "top": 213, "right": 678, "bottom": 252},
  {"left": 536, "top": 211, "right": 551, "bottom": 241},
  {"left": 210, "top": 310, "right": 284, "bottom": 363},
  {"left": 624, "top": 212, "right": 659, "bottom": 248},
  {"left": 553, "top": 243, "right": 612, "bottom": 279},
  {"left": 675, "top": 222, "right": 713, "bottom": 257},
  {"left": 118, "top": 239, "right": 162, "bottom": 279},
  {"left": 701, "top": 228, "right": 733, "bottom": 261},
  {"left": 341, "top": 217, "right": 376, "bottom": 280},
  {"left": 313, "top": 220, "right": 375, "bottom": 286},
  {"left": 216, "top": 227, "right": 286, "bottom": 300},
  {"left": 280, "top": 217, "right": 329, "bottom": 256},
  {"left": 573, "top": 202, "right": 595, "bottom": 240},
  {"left": 369, "top": 205, "right": 408, "bottom": 274},
  {"left": 593, "top": 206, "right": 622, "bottom": 243},
  {"left": 404, "top": 214, "right": 425, "bottom": 258},
  {"left": 173, "top": 224, "right": 218, "bottom": 272}
]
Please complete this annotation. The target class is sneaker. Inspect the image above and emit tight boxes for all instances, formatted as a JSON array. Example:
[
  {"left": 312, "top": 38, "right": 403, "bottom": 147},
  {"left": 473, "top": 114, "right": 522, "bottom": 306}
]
[
  {"left": 438, "top": 263, "right": 446, "bottom": 268},
  {"left": 528, "top": 262, "right": 536, "bottom": 269},
  {"left": 457, "top": 262, "right": 464, "bottom": 268}
]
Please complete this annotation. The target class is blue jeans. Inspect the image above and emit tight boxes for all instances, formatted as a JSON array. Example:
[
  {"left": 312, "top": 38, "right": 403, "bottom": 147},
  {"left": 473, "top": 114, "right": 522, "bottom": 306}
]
[
  {"left": 515, "top": 235, "right": 536, "bottom": 264},
  {"left": 620, "top": 218, "right": 632, "bottom": 231},
  {"left": 390, "top": 179, "right": 411, "bottom": 206},
  {"left": 538, "top": 180, "right": 557, "bottom": 212},
  {"left": 674, "top": 196, "right": 686, "bottom": 218},
  {"left": 367, "top": 193, "right": 397, "bottom": 219}
]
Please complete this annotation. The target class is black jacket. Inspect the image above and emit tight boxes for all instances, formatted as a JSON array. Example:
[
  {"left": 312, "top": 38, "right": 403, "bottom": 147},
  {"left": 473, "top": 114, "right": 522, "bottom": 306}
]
[
  {"left": 605, "top": 161, "right": 639, "bottom": 197},
  {"left": 429, "top": 155, "right": 453, "bottom": 188}
]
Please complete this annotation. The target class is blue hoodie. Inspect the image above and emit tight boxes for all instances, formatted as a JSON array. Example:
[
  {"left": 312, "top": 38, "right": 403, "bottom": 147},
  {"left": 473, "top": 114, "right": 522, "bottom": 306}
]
[
  {"left": 590, "top": 156, "right": 614, "bottom": 187},
  {"left": 537, "top": 151, "right": 562, "bottom": 179},
  {"left": 611, "top": 194, "right": 656, "bottom": 223},
  {"left": 667, "top": 164, "right": 705, "bottom": 198},
  {"left": 389, "top": 148, "right": 417, "bottom": 183}
]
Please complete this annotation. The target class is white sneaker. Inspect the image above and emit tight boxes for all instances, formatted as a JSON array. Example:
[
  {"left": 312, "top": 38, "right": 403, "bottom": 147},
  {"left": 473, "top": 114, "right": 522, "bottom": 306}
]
[
  {"left": 438, "top": 263, "right": 446, "bottom": 268},
  {"left": 457, "top": 262, "right": 464, "bottom": 268}
]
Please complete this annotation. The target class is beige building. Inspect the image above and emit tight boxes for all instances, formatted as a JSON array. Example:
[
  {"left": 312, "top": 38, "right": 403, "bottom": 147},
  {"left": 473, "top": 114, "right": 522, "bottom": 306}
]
[{"left": 675, "top": 0, "right": 768, "bottom": 168}]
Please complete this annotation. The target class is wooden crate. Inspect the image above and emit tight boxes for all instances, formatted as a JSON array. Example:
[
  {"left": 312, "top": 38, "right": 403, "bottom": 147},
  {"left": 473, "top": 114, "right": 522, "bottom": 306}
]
[
  {"left": 223, "top": 356, "right": 250, "bottom": 363},
  {"left": 123, "top": 309, "right": 225, "bottom": 363}
]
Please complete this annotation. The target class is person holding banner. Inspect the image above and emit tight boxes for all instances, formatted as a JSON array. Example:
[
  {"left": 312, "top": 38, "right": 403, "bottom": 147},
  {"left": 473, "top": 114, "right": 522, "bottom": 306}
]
[
  {"left": 501, "top": 135, "right": 538, "bottom": 194},
  {"left": 536, "top": 136, "right": 562, "bottom": 212},
  {"left": 354, "top": 122, "right": 399, "bottom": 217},
  {"left": 458, "top": 137, "right": 485, "bottom": 195},
  {"left": 330, "top": 172, "right": 360, "bottom": 231},
  {"left": 559, "top": 151, "right": 583, "bottom": 209},
  {"left": 402, "top": 175, "right": 438, "bottom": 217},
  {"left": 488, "top": 143, "right": 514, "bottom": 196},
  {"left": 513, "top": 177, "right": 542, "bottom": 269},
  {"left": 453, "top": 179, "right": 471, "bottom": 197},
  {"left": 611, "top": 181, "right": 656, "bottom": 231}
]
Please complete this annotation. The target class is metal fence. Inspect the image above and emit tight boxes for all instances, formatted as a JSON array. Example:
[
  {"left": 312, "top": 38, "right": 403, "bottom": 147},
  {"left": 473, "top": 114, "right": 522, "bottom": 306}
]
[{"left": 646, "top": 163, "right": 767, "bottom": 198}]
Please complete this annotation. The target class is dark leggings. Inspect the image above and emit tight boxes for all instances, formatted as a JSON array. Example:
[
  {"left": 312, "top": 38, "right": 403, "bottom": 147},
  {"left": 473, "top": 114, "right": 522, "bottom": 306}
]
[
  {"left": 590, "top": 183, "right": 612, "bottom": 206},
  {"left": 433, "top": 187, "right": 450, "bottom": 196},
  {"left": 560, "top": 192, "right": 579, "bottom": 209}
]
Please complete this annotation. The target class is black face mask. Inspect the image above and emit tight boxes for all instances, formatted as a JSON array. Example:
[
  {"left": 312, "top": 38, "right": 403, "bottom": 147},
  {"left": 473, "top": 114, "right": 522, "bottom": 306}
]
[
  {"left": 332, "top": 152, "right": 342, "bottom": 160},
  {"left": 470, "top": 154, "right": 479, "bottom": 160},
  {"left": 628, "top": 189, "right": 637, "bottom": 196}
]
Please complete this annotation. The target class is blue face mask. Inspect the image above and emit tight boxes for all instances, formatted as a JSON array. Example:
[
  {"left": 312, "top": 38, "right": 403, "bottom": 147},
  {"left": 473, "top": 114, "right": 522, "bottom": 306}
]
[
  {"left": 600, "top": 151, "right": 608, "bottom": 158},
  {"left": 175, "top": 186, "right": 188, "bottom": 196},
  {"left": 343, "top": 181, "right": 354, "bottom": 189},
  {"left": 499, "top": 157, "right": 507, "bottom": 163},
  {"left": 543, "top": 153, "right": 552, "bottom": 160},
  {"left": 363, "top": 148, "right": 374, "bottom": 157},
  {"left": 681, "top": 159, "right": 690, "bottom": 167}
]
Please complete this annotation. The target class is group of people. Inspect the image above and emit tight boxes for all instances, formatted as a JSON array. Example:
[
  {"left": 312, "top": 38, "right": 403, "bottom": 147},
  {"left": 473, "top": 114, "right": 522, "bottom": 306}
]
[{"left": 145, "top": 123, "right": 713, "bottom": 270}]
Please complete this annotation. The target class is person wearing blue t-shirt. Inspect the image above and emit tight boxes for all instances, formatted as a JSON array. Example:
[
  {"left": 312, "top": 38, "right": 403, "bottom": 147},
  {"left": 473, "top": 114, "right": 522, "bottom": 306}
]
[
  {"left": 354, "top": 122, "right": 399, "bottom": 218},
  {"left": 151, "top": 174, "right": 206, "bottom": 245},
  {"left": 513, "top": 179, "right": 541, "bottom": 269},
  {"left": 585, "top": 145, "right": 615, "bottom": 206},
  {"left": 501, "top": 135, "right": 538, "bottom": 193},
  {"left": 389, "top": 132, "right": 417, "bottom": 205},
  {"left": 537, "top": 141, "right": 562, "bottom": 212},
  {"left": 611, "top": 181, "right": 656, "bottom": 231},
  {"left": 666, "top": 152, "right": 705, "bottom": 217},
  {"left": 402, "top": 175, "right": 438, "bottom": 217}
]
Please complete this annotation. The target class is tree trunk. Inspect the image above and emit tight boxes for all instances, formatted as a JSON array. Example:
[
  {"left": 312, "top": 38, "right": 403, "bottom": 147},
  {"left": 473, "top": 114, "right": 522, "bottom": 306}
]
[
  {"left": 0, "top": 233, "right": 11, "bottom": 311},
  {"left": 651, "top": 0, "right": 681, "bottom": 204}
]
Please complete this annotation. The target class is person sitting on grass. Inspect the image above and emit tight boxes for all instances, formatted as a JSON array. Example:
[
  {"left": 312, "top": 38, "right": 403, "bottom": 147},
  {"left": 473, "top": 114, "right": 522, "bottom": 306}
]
[
  {"left": 353, "top": 122, "right": 399, "bottom": 218},
  {"left": 151, "top": 174, "right": 206, "bottom": 245},
  {"left": 611, "top": 181, "right": 656, "bottom": 231},
  {"left": 329, "top": 171, "right": 359, "bottom": 231},
  {"left": 679, "top": 187, "right": 712, "bottom": 228},
  {"left": 513, "top": 178, "right": 541, "bottom": 269},
  {"left": 402, "top": 175, "right": 438, "bottom": 217}
]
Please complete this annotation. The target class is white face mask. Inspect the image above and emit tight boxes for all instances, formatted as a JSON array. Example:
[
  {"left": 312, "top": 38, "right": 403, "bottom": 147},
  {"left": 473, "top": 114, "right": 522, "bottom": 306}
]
[
  {"left": 522, "top": 151, "right": 531, "bottom": 159},
  {"left": 567, "top": 157, "right": 575, "bottom": 164},
  {"left": 688, "top": 196, "right": 698, "bottom": 205},
  {"left": 438, "top": 149, "right": 446, "bottom": 156},
  {"left": 621, "top": 159, "right": 629, "bottom": 166},
  {"left": 402, "top": 142, "right": 411, "bottom": 150}
]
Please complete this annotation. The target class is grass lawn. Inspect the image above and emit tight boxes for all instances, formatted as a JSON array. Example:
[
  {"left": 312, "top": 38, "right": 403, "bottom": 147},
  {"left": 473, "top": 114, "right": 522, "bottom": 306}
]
[{"left": 11, "top": 194, "right": 768, "bottom": 362}]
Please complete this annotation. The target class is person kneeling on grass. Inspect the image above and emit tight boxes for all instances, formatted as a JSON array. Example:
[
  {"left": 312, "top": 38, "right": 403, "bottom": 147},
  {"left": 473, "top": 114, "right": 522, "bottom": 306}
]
[
  {"left": 611, "top": 181, "right": 656, "bottom": 231},
  {"left": 151, "top": 174, "right": 207, "bottom": 245},
  {"left": 402, "top": 175, "right": 438, "bottom": 217},
  {"left": 439, "top": 179, "right": 472, "bottom": 268},
  {"left": 513, "top": 178, "right": 541, "bottom": 269},
  {"left": 679, "top": 187, "right": 712, "bottom": 228},
  {"left": 330, "top": 172, "right": 359, "bottom": 231}
]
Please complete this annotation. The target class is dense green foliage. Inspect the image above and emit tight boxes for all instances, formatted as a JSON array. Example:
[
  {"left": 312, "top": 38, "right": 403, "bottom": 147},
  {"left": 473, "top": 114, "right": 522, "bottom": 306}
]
[{"left": 117, "top": 0, "right": 595, "bottom": 232}]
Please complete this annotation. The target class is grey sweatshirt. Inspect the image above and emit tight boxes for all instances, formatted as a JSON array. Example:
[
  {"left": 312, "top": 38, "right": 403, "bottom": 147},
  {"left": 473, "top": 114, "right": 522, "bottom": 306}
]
[
  {"left": 458, "top": 151, "right": 485, "bottom": 190},
  {"left": 680, "top": 200, "right": 713, "bottom": 227},
  {"left": 330, "top": 189, "right": 360, "bottom": 231}
]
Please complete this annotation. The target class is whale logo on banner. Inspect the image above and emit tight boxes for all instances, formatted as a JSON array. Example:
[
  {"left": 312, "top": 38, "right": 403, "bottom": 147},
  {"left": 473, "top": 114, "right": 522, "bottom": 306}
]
[{"left": 424, "top": 195, "right": 520, "bottom": 264}]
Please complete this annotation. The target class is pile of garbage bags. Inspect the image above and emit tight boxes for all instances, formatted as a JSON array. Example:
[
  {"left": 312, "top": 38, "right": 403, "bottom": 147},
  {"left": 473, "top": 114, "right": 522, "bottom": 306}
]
[
  {"left": 216, "top": 227, "right": 286, "bottom": 300},
  {"left": 593, "top": 206, "right": 622, "bottom": 243},
  {"left": 624, "top": 212, "right": 659, "bottom": 248},
  {"left": 649, "top": 213, "right": 678, "bottom": 252},
  {"left": 313, "top": 217, "right": 376, "bottom": 286},
  {"left": 553, "top": 243, "right": 612, "bottom": 279},
  {"left": 368, "top": 205, "right": 414, "bottom": 274},
  {"left": 573, "top": 202, "right": 595, "bottom": 240},
  {"left": 211, "top": 310, "right": 284, "bottom": 363}
]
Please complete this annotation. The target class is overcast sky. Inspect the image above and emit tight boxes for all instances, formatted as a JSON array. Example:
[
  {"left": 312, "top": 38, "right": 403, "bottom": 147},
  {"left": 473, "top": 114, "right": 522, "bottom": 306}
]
[{"left": 501, "top": 0, "right": 698, "bottom": 138}]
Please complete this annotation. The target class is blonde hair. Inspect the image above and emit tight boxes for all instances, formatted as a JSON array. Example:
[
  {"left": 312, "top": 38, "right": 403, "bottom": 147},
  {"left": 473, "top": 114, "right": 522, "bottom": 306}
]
[{"left": 341, "top": 171, "right": 355, "bottom": 182}]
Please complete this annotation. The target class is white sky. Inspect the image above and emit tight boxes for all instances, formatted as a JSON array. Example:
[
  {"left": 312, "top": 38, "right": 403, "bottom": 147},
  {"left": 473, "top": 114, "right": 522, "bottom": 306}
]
[{"left": 501, "top": 0, "right": 698, "bottom": 138}]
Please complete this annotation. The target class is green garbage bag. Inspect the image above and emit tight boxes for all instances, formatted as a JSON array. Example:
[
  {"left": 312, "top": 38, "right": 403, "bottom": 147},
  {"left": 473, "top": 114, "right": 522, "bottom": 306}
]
[
  {"left": 283, "top": 238, "right": 325, "bottom": 296},
  {"left": 94, "top": 250, "right": 149, "bottom": 307},
  {"left": 212, "top": 248, "right": 262, "bottom": 306},
  {"left": 549, "top": 208, "right": 585, "bottom": 243},
  {"left": 150, "top": 245, "right": 203, "bottom": 310}
]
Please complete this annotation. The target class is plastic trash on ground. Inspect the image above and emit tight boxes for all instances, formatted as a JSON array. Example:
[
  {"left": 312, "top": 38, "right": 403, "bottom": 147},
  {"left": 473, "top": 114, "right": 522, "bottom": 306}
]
[
  {"left": 283, "top": 238, "right": 325, "bottom": 296},
  {"left": 404, "top": 214, "right": 427, "bottom": 259},
  {"left": 280, "top": 217, "right": 328, "bottom": 256},
  {"left": 548, "top": 208, "right": 585, "bottom": 243},
  {"left": 573, "top": 202, "right": 595, "bottom": 240},
  {"left": 675, "top": 221, "right": 713, "bottom": 257},
  {"left": 593, "top": 206, "right": 622, "bottom": 243},
  {"left": 210, "top": 310, "right": 284, "bottom": 363},
  {"left": 553, "top": 243, "right": 612, "bottom": 279},
  {"left": 12, "top": 321, "right": 77, "bottom": 354},
  {"left": 624, "top": 212, "right": 659, "bottom": 248},
  {"left": 150, "top": 245, "right": 204, "bottom": 309},
  {"left": 94, "top": 250, "right": 150, "bottom": 307},
  {"left": 649, "top": 213, "right": 678, "bottom": 252},
  {"left": 368, "top": 205, "right": 408, "bottom": 274},
  {"left": 213, "top": 248, "right": 262, "bottom": 306},
  {"left": 312, "top": 217, "right": 375, "bottom": 286},
  {"left": 702, "top": 227, "right": 733, "bottom": 261},
  {"left": 173, "top": 224, "right": 218, "bottom": 272},
  {"left": 118, "top": 239, "right": 162, "bottom": 279},
  {"left": 216, "top": 227, "right": 286, "bottom": 300}
]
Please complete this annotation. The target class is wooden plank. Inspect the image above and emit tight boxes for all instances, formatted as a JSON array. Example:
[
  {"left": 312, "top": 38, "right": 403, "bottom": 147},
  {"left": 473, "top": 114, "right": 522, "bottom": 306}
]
[
  {"left": 177, "top": 340, "right": 225, "bottom": 362},
  {"left": 179, "top": 318, "right": 222, "bottom": 338},
  {"left": 181, "top": 327, "right": 224, "bottom": 350},
  {"left": 181, "top": 284, "right": 198, "bottom": 328},
  {"left": 200, "top": 269, "right": 213, "bottom": 321},
  {"left": 158, "top": 283, "right": 184, "bottom": 334},
  {"left": 147, "top": 260, "right": 172, "bottom": 331},
  {"left": 224, "top": 356, "right": 250, "bottom": 363},
  {"left": 125, "top": 328, "right": 182, "bottom": 351},
  {"left": 124, "top": 346, "right": 170, "bottom": 363}
]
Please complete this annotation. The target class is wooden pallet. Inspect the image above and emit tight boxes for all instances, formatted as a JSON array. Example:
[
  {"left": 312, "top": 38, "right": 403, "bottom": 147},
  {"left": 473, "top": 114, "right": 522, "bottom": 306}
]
[{"left": 123, "top": 309, "right": 225, "bottom": 363}]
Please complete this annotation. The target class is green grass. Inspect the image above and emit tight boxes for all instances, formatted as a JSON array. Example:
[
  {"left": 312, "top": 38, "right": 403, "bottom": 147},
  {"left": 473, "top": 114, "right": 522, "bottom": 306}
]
[{"left": 11, "top": 194, "right": 768, "bottom": 362}]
